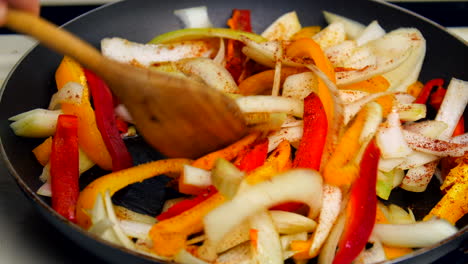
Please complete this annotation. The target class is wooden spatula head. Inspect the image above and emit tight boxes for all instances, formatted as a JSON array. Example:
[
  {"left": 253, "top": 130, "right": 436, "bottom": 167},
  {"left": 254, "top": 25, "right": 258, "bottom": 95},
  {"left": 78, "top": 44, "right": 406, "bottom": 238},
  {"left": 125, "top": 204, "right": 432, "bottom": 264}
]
[
  {"left": 101, "top": 60, "right": 247, "bottom": 158},
  {"left": 5, "top": 9, "right": 247, "bottom": 158}
]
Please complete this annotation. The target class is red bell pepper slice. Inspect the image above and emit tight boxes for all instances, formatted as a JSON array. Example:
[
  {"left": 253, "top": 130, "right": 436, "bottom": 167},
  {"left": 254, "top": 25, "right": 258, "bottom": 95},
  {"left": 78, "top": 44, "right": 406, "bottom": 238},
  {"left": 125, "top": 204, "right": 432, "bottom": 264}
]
[
  {"left": 333, "top": 140, "right": 380, "bottom": 264},
  {"left": 414, "top": 78, "right": 444, "bottom": 105},
  {"left": 156, "top": 185, "right": 218, "bottom": 221},
  {"left": 226, "top": 9, "right": 253, "bottom": 83},
  {"left": 84, "top": 69, "right": 133, "bottom": 171},
  {"left": 50, "top": 114, "right": 80, "bottom": 222},
  {"left": 293, "top": 92, "right": 328, "bottom": 170},
  {"left": 234, "top": 138, "right": 269, "bottom": 173},
  {"left": 272, "top": 92, "right": 328, "bottom": 212}
]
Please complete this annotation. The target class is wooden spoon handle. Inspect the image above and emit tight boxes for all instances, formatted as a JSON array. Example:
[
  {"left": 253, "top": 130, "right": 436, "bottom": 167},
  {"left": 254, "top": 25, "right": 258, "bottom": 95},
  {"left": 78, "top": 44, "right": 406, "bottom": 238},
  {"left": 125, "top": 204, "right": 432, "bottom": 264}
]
[{"left": 5, "top": 9, "right": 104, "bottom": 73}]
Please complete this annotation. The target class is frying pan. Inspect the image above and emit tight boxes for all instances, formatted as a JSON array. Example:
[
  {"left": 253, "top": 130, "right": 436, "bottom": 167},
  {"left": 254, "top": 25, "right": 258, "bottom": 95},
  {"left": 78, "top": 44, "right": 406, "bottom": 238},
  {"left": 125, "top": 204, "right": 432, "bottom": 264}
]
[{"left": 0, "top": 0, "right": 467, "bottom": 263}]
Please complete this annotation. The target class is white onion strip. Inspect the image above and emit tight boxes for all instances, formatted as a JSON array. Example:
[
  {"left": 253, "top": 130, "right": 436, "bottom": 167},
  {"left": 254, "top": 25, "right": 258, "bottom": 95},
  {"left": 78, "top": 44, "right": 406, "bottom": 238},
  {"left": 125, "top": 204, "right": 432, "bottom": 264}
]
[
  {"left": 236, "top": 96, "right": 304, "bottom": 118},
  {"left": 203, "top": 169, "right": 323, "bottom": 248},
  {"left": 403, "top": 130, "right": 468, "bottom": 157},
  {"left": 373, "top": 219, "right": 458, "bottom": 248}
]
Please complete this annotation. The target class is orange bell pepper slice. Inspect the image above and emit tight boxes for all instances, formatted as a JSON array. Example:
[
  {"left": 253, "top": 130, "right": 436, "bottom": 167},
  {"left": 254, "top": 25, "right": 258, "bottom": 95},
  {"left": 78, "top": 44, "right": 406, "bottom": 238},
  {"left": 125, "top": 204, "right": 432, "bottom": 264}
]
[
  {"left": 238, "top": 67, "right": 306, "bottom": 95},
  {"left": 76, "top": 158, "right": 191, "bottom": 229},
  {"left": 149, "top": 192, "right": 225, "bottom": 257},
  {"left": 245, "top": 140, "right": 291, "bottom": 185},
  {"left": 340, "top": 75, "right": 394, "bottom": 116},
  {"left": 290, "top": 26, "right": 321, "bottom": 40},
  {"left": 178, "top": 132, "right": 260, "bottom": 195},
  {"left": 55, "top": 56, "right": 113, "bottom": 171},
  {"left": 32, "top": 137, "right": 52, "bottom": 166},
  {"left": 285, "top": 38, "right": 336, "bottom": 131},
  {"left": 323, "top": 105, "right": 367, "bottom": 187}
]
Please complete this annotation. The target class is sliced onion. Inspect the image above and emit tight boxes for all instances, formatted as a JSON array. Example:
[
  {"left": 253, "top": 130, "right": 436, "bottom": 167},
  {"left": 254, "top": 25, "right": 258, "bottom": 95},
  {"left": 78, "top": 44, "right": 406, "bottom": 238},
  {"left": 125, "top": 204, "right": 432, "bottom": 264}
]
[
  {"left": 271, "top": 44, "right": 283, "bottom": 96},
  {"left": 376, "top": 111, "right": 413, "bottom": 159},
  {"left": 312, "top": 22, "right": 346, "bottom": 50},
  {"left": 103, "top": 190, "right": 135, "bottom": 249},
  {"left": 308, "top": 184, "right": 342, "bottom": 257},
  {"left": 322, "top": 11, "right": 365, "bottom": 40},
  {"left": 102, "top": 37, "right": 217, "bottom": 67},
  {"left": 211, "top": 159, "right": 244, "bottom": 199},
  {"left": 280, "top": 232, "right": 308, "bottom": 260},
  {"left": 267, "top": 126, "right": 303, "bottom": 152},
  {"left": 338, "top": 89, "right": 369, "bottom": 104},
  {"left": 250, "top": 211, "right": 283, "bottom": 264},
  {"left": 386, "top": 204, "right": 416, "bottom": 225},
  {"left": 343, "top": 92, "right": 389, "bottom": 125},
  {"left": 282, "top": 72, "right": 318, "bottom": 99},
  {"left": 269, "top": 210, "right": 317, "bottom": 234},
  {"left": 182, "top": 164, "right": 212, "bottom": 190},
  {"left": 261, "top": 11, "right": 301, "bottom": 41},
  {"left": 173, "top": 6, "right": 213, "bottom": 28},
  {"left": 9, "top": 109, "right": 62, "bottom": 138},
  {"left": 452, "top": 133, "right": 468, "bottom": 144},
  {"left": 355, "top": 20, "right": 386, "bottom": 46},
  {"left": 397, "top": 152, "right": 438, "bottom": 170},
  {"left": 242, "top": 39, "right": 280, "bottom": 68},
  {"left": 325, "top": 40, "right": 357, "bottom": 67},
  {"left": 174, "top": 249, "right": 210, "bottom": 264},
  {"left": 335, "top": 29, "right": 414, "bottom": 86},
  {"left": 203, "top": 169, "right": 323, "bottom": 247},
  {"left": 353, "top": 235, "right": 387, "bottom": 264},
  {"left": 373, "top": 218, "right": 458, "bottom": 248},
  {"left": 216, "top": 242, "right": 252, "bottom": 264},
  {"left": 118, "top": 220, "right": 152, "bottom": 240},
  {"left": 400, "top": 161, "right": 438, "bottom": 192},
  {"left": 317, "top": 212, "right": 346, "bottom": 264},
  {"left": 176, "top": 57, "right": 239, "bottom": 93},
  {"left": 378, "top": 157, "right": 405, "bottom": 172},
  {"left": 114, "top": 205, "right": 157, "bottom": 225},
  {"left": 403, "top": 120, "right": 448, "bottom": 139},
  {"left": 48, "top": 82, "right": 83, "bottom": 110},
  {"left": 395, "top": 103, "right": 426, "bottom": 122},
  {"left": 339, "top": 45, "right": 377, "bottom": 71},
  {"left": 435, "top": 78, "right": 468, "bottom": 140},
  {"left": 213, "top": 38, "right": 225, "bottom": 65},
  {"left": 236, "top": 96, "right": 303, "bottom": 118},
  {"left": 384, "top": 28, "right": 426, "bottom": 92},
  {"left": 394, "top": 92, "right": 416, "bottom": 104},
  {"left": 403, "top": 130, "right": 468, "bottom": 157}
]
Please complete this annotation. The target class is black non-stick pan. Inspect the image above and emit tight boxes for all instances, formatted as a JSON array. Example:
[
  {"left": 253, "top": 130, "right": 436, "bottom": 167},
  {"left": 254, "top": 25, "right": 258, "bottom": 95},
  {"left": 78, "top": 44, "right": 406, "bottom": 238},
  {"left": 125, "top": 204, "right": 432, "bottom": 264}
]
[{"left": 0, "top": 0, "right": 466, "bottom": 263}]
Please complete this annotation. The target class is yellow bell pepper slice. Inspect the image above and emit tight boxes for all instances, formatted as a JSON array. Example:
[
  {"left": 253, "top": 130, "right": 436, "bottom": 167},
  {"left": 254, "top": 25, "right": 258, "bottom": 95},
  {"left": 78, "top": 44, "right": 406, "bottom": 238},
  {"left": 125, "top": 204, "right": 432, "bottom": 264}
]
[
  {"left": 290, "top": 26, "right": 322, "bottom": 40},
  {"left": 322, "top": 106, "right": 367, "bottom": 186},
  {"left": 32, "top": 137, "right": 52, "bottom": 166},
  {"left": 76, "top": 159, "right": 191, "bottom": 229},
  {"left": 55, "top": 56, "right": 113, "bottom": 171},
  {"left": 424, "top": 160, "right": 468, "bottom": 224}
]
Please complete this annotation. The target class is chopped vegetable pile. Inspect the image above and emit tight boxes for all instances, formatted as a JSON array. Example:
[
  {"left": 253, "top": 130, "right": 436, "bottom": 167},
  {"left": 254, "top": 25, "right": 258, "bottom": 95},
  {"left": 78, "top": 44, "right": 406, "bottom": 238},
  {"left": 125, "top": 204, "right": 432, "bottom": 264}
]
[{"left": 9, "top": 6, "right": 467, "bottom": 264}]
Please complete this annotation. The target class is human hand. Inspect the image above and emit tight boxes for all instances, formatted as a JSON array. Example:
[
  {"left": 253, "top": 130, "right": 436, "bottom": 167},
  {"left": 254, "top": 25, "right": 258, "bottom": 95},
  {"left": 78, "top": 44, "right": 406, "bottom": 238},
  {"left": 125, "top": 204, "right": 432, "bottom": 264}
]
[{"left": 0, "top": 0, "right": 40, "bottom": 26}]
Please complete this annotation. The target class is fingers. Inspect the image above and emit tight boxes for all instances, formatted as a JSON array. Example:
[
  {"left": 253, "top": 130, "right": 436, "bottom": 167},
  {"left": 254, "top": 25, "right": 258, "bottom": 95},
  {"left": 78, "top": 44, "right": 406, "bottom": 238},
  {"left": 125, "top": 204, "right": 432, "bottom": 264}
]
[
  {"left": 0, "top": 1, "right": 6, "bottom": 26},
  {"left": 0, "top": 0, "right": 39, "bottom": 26},
  {"left": 8, "top": 0, "right": 40, "bottom": 15}
]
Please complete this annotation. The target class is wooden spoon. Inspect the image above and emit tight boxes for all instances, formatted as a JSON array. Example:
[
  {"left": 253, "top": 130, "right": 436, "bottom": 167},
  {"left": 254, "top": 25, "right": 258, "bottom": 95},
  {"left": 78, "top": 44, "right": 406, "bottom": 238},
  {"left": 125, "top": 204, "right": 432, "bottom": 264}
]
[{"left": 5, "top": 9, "right": 246, "bottom": 158}]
